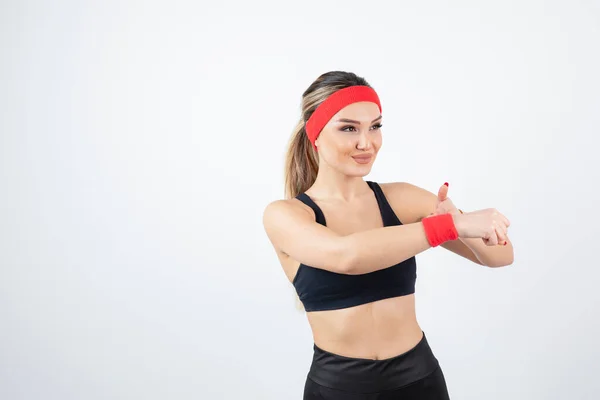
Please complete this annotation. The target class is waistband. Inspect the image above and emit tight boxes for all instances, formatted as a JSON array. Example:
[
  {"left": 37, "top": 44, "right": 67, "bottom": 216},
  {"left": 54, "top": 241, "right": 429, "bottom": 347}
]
[{"left": 307, "top": 331, "right": 439, "bottom": 393}]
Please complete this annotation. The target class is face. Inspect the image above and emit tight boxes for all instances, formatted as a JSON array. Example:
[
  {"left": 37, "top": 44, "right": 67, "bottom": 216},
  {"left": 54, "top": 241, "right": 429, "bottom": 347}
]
[{"left": 314, "top": 101, "right": 383, "bottom": 176}]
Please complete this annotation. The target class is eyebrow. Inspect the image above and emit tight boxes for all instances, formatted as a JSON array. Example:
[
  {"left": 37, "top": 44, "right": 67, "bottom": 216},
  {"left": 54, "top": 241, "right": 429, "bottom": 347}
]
[{"left": 335, "top": 115, "right": 383, "bottom": 124}]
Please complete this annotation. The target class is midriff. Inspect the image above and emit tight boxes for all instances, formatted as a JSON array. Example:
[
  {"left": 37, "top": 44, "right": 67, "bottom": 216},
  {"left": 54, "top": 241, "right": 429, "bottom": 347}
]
[{"left": 305, "top": 294, "right": 423, "bottom": 360}]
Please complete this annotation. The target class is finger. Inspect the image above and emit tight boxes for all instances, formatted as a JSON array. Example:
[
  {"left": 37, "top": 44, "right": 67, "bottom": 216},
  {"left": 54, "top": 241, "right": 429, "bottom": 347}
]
[
  {"left": 496, "top": 211, "right": 510, "bottom": 227},
  {"left": 483, "top": 237, "right": 494, "bottom": 246},
  {"left": 484, "top": 228, "right": 499, "bottom": 246},
  {"left": 499, "top": 223, "right": 509, "bottom": 245},
  {"left": 495, "top": 220, "right": 508, "bottom": 236},
  {"left": 438, "top": 182, "right": 449, "bottom": 202},
  {"left": 482, "top": 236, "right": 498, "bottom": 246},
  {"left": 494, "top": 222, "right": 507, "bottom": 245}
]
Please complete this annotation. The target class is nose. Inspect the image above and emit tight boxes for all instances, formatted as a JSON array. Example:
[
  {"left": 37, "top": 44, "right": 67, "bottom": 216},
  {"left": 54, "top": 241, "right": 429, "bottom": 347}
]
[{"left": 356, "top": 130, "right": 372, "bottom": 150}]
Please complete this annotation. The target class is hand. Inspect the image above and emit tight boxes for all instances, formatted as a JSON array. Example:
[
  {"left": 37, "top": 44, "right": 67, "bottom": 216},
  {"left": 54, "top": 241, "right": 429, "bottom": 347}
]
[
  {"left": 426, "top": 182, "right": 510, "bottom": 246},
  {"left": 427, "top": 182, "right": 460, "bottom": 217},
  {"left": 453, "top": 208, "right": 511, "bottom": 246}
]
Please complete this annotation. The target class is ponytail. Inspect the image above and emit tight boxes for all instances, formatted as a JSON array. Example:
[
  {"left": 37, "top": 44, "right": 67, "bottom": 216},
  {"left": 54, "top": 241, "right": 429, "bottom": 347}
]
[{"left": 284, "top": 119, "right": 319, "bottom": 199}]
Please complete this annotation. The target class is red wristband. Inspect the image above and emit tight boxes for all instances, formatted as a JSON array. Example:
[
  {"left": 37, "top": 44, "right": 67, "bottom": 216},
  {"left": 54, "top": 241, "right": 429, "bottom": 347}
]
[{"left": 422, "top": 214, "right": 459, "bottom": 247}]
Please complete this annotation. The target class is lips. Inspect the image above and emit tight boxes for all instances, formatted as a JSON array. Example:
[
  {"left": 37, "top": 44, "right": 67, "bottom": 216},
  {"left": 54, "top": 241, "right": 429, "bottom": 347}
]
[{"left": 352, "top": 155, "right": 373, "bottom": 164}]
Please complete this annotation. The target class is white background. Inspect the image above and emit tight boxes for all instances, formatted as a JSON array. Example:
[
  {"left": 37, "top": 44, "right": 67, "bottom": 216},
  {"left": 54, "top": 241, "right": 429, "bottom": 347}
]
[{"left": 1, "top": 1, "right": 599, "bottom": 399}]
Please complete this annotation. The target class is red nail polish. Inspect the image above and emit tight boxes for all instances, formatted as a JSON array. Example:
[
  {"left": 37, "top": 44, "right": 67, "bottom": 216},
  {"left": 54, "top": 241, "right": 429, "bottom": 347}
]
[
  {"left": 504, "top": 241, "right": 507, "bottom": 246},
  {"left": 444, "top": 182, "right": 449, "bottom": 187}
]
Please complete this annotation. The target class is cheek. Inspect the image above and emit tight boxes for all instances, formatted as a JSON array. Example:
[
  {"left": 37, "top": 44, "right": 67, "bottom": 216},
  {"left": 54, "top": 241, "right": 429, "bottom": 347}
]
[
  {"left": 330, "top": 136, "right": 355, "bottom": 154},
  {"left": 373, "top": 133, "right": 383, "bottom": 149}
]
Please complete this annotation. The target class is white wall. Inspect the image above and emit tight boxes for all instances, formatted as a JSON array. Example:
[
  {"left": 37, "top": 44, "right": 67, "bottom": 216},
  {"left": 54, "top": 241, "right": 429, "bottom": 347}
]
[{"left": 1, "top": 1, "right": 598, "bottom": 399}]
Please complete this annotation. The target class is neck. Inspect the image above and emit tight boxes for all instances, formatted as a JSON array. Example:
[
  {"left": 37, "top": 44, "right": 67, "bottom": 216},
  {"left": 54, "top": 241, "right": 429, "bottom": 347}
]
[{"left": 309, "top": 164, "right": 370, "bottom": 203}]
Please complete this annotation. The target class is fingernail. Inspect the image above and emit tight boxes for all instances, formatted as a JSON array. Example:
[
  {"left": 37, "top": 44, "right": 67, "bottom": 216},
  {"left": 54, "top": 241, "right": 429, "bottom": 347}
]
[
  {"left": 444, "top": 182, "right": 449, "bottom": 187},
  {"left": 504, "top": 241, "right": 507, "bottom": 246}
]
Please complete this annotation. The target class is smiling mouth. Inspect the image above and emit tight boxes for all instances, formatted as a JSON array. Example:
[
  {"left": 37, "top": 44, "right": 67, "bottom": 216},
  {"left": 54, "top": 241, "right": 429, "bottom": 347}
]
[{"left": 352, "top": 155, "right": 372, "bottom": 163}]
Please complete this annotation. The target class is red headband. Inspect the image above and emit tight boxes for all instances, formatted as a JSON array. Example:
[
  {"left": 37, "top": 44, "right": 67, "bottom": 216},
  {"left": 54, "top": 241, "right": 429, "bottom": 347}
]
[{"left": 305, "top": 85, "right": 382, "bottom": 151}]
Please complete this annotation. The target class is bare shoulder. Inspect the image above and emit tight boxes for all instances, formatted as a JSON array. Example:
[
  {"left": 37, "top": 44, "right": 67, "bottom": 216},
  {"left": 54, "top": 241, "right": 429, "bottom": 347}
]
[
  {"left": 262, "top": 198, "right": 312, "bottom": 224},
  {"left": 262, "top": 198, "right": 313, "bottom": 253},
  {"left": 378, "top": 181, "right": 438, "bottom": 224}
]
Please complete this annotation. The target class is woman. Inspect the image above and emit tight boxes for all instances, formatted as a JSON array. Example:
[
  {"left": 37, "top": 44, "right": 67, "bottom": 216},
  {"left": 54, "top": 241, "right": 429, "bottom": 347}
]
[{"left": 262, "top": 71, "right": 514, "bottom": 399}]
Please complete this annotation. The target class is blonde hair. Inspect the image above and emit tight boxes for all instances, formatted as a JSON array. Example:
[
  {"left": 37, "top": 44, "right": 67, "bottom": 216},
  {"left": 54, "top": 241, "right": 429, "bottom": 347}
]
[{"left": 284, "top": 71, "right": 374, "bottom": 310}]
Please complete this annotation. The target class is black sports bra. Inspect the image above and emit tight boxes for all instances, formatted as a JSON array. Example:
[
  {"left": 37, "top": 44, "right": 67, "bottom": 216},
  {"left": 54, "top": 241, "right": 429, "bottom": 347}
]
[{"left": 292, "top": 181, "right": 417, "bottom": 312}]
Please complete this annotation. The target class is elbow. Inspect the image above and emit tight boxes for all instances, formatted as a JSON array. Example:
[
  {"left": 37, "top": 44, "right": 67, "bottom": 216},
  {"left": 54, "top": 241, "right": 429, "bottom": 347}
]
[
  {"left": 336, "top": 237, "right": 357, "bottom": 274},
  {"left": 485, "top": 245, "right": 515, "bottom": 268},
  {"left": 486, "top": 256, "right": 514, "bottom": 268}
]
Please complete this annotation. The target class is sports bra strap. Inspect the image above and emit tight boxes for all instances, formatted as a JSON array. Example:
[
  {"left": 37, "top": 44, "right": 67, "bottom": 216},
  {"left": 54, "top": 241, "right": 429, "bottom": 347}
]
[
  {"left": 296, "top": 192, "right": 327, "bottom": 226},
  {"left": 367, "top": 181, "right": 402, "bottom": 226}
]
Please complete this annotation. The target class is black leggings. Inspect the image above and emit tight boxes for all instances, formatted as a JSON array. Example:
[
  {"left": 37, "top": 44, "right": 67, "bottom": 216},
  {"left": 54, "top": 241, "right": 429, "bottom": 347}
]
[{"left": 303, "top": 332, "right": 450, "bottom": 399}]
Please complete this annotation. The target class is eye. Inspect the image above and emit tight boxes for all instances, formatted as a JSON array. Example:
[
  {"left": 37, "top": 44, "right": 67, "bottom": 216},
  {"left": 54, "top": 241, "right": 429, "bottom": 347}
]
[{"left": 340, "top": 123, "right": 383, "bottom": 132}]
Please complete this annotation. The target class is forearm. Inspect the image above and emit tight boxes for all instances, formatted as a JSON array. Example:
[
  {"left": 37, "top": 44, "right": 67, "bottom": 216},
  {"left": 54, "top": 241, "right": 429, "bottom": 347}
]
[
  {"left": 459, "top": 236, "right": 514, "bottom": 267},
  {"left": 342, "top": 223, "right": 432, "bottom": 274}
]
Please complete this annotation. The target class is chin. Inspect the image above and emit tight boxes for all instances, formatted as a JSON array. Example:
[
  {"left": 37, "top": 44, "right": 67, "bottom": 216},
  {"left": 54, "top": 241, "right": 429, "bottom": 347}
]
[{"left": 346, "top": 165, "right": 373, "bottom": 177}]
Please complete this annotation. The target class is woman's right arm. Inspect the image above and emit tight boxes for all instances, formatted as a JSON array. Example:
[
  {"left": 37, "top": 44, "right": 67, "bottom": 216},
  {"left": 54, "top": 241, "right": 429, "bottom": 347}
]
[{"left": 262, "top": 200, "right": 435, "bottom": 275}]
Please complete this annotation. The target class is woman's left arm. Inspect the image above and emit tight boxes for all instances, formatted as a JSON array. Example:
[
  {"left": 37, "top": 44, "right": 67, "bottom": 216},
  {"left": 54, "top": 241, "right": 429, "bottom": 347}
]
[
  {"left": 442, "top": 214, "right": 514, "bottom": 268},
  {"left": 381, "top": 182, "right": 514, "bottom": 268}
]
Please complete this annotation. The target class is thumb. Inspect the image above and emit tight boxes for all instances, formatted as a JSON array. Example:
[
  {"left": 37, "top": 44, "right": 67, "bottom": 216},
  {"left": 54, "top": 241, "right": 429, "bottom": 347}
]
[{"left": 438, "top": 182, "right": 449, "bottom": 202}]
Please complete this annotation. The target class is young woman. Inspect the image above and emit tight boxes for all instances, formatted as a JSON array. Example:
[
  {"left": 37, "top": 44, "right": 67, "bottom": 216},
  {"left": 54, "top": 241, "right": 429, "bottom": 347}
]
[{"left": 262, "top": 71, "right": 514, "bottom": 399}]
